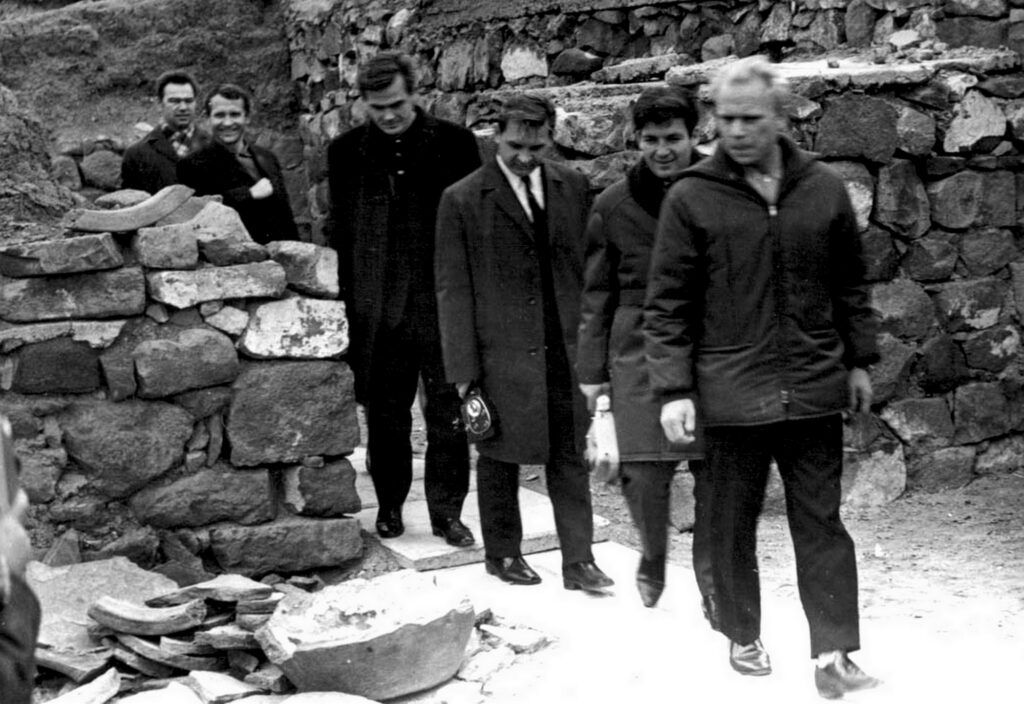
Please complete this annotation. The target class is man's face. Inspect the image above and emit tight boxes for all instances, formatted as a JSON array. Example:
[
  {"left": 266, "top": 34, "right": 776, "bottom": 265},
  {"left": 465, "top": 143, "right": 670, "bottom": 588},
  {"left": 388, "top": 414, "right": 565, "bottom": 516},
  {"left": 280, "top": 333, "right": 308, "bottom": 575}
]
[
  {"left": 160, "top": 82, "right": 196, "bottom": 130},
  {"left": 363, "top": 75, "right": 417, "bottom": 136},
  {"left": 638, "top": 118, "right": 693, "bottom": 181},
  {"left": 207, "top": 94, "right": 249, "bottom": 149},
  {"left": 714, "top": 80, "right": 782, "bottom": 168},
  {"left": 495, "top": 119, "right": 553, "bottom": 177}
]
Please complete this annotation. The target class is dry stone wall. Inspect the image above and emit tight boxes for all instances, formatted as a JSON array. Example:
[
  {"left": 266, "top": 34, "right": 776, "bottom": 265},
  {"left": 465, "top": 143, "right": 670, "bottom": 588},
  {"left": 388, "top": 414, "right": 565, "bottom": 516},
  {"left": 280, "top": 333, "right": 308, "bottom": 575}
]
[{"left": 0, "top": 186, "right": 363, "bottom": 579}]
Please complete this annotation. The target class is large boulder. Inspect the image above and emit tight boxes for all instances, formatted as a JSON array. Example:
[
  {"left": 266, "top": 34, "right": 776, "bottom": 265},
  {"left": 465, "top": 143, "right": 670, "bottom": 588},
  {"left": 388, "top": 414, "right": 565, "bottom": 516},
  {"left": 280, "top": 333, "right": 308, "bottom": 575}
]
[
  {"left": 0, "top": 267, "right": 146, "bottom": 322},
  {"left": 130, "top": 465, "right": 276, "bottom": 528},
  {"left": 209, "top": 516, "right": 362, "bottom": 576},
  {"left": 256, "top": 570, "right": 475, "bottom": 699},
  {"left": 133, "top": 327, "right": 240, "bottom": 398},
  {"left": 0, "top": 233, "right": 123, "bottom": 277}
]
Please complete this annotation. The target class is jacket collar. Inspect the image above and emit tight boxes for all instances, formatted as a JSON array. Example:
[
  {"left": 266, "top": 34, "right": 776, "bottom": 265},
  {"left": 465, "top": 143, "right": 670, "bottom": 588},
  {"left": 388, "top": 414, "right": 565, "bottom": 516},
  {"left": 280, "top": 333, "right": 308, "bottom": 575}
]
[
  {"left": 688, "top": 134, "right": 815, "bottom": 189},
  {"left": 627, "top": 149, "right": 704, "bottom": 219},
  {"left": 482, "top": 158, "right": 566, "bottom": 238}
]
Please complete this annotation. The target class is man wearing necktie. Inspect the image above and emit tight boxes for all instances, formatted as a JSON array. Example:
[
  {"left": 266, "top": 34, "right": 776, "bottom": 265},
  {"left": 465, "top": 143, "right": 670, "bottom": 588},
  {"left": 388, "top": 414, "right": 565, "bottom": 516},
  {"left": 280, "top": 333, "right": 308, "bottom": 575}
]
[
  {"left": 435, "top": 94, "right": 613, "bottom": 592},
  {"left": 121, "top": 70, "right": 210, "bottom": 194}
]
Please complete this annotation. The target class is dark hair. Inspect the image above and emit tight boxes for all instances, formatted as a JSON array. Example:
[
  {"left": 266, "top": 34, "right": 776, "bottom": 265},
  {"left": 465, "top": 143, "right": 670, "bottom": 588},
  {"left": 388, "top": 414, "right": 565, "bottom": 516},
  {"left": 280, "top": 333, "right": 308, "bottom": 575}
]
[
  {"left": 496, "top": 94, "right": 556, "bottom": 132},
  {"left": 631, "top": 85, "right": 698, "bottom": 134},
  {"left": 203, "top": 83, "right": 252, "bottom": 116},
  {"left": 155, "top": 70, "right": 198, "bottom": 101},
  {"left": 357, "top": 51, "right": 416, "bottom": 95}
]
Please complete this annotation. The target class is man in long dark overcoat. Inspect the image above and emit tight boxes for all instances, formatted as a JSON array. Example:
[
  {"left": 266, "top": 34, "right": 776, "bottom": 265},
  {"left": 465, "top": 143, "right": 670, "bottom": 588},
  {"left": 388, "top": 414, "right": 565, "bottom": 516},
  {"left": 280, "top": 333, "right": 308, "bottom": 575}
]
[
  {"left": 327, "top": 52, "right": 481, "bottom": 545},
  {"left": 435, "top": 94, "right": 612, "bottom": 592}
]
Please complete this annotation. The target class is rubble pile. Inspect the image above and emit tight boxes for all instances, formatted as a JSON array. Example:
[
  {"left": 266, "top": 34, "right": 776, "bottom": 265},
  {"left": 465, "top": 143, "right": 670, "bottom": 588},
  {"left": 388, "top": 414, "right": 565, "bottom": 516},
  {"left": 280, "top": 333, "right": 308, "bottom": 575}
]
[{"left": 0, "top": 185, "right": 362, "bottom": 573}]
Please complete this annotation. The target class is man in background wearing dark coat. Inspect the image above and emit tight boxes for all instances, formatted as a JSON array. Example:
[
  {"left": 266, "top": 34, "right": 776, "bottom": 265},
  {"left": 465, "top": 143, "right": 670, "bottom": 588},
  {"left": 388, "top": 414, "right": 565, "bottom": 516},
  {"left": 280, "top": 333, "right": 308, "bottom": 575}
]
[
  {"left": 435, "top": 94, "right": 613, "bottom": 593},
  {"left": 327, "top": 52, "right": 480, "bottom": 547},
  {"left": 644, "top": 57, "right": 880, "bottom": 699},
  {"left": 178, "top": 83, "right": 298, "bottom": 244},
  {"left": 121, "top": 70, "right": 208, "bottom": 194}
]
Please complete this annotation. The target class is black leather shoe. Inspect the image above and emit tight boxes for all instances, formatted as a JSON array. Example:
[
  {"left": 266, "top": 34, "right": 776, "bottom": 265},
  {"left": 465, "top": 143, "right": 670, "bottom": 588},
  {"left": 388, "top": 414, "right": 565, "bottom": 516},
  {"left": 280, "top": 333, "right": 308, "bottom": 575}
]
[
  {"left": 375, "top": 507, "right": 404, "bottom": 539},
  {"left": 485, "top": 555, "right": 541, "bottom": 585},
  {"left": 701, "top": 593, "right": 721, "bottom": 631},
  {"left": 563, "top": 561, "right": 614, "bottom": 593},
  {"left": 431, "top": 517, "right": 475, "bottom": 547},
  {"left": 730, "top": 639, "right": 772, "bottom": 676},
  {"left": 815, "top": 653, "right": 880, "bottom": 700},
  {"left": 636, "top": 557, "right": 665, "bottom": 608}
]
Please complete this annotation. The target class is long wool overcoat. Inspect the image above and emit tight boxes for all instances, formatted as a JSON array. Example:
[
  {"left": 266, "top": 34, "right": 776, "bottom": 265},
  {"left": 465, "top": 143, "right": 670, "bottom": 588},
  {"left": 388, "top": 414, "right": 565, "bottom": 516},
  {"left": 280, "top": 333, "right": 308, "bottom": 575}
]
[{"left": 435, "top": 158, "right": 591, "bottom": 464}]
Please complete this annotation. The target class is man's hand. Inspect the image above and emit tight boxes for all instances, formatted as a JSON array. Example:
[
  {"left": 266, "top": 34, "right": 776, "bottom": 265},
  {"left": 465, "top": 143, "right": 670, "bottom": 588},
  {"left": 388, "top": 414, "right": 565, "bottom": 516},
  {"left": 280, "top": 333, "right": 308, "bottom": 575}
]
[
  {"left": 848, "top": 367, "right": 873, "bottom": 414},
  {"left": 249, "top": 178, "right": 274, "bottom": 200},
  {"left": 1, "top": 489, "right": 32, "bottom": 605},
  {"left": 456, "top": 382, "right": 471, "bottom": 399},
  {"left": 660, "top": 398, "right": 697, "bottom": 444},
  {"left": 578, "top": 382, "right": 611, "bottom": 413}
]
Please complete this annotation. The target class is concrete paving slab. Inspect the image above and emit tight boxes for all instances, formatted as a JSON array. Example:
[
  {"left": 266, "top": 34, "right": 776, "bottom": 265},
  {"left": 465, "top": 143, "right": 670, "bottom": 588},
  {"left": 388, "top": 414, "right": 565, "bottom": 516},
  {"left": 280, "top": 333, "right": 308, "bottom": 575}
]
[
  {"left": 412, "top": 541, "right": 1020, "bottom": 703},
  {"left": 355, "top": 489, "right": 611, "bottom": 571}
]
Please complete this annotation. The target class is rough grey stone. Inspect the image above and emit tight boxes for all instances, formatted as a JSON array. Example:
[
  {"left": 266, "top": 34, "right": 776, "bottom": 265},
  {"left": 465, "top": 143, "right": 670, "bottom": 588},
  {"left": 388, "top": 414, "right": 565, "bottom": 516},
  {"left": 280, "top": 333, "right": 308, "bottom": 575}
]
[
  {"left": 132, "top": 226, "right": 199, "bottom": 270},
  {"left": 171, "top": 386, "right": 232, "bottom": 419},
  {"left": 944, "top": 0, "right": 1008, "bottom": 18},
  {"left": 961, "top": 325, "right": 1020, "bottom": 372},
  {"left": 200, "top": 239, "right": 270, "bottom": 267},
  {"left": 95, "top": 189, "right": 151, "bottom": 209},
  {"left": 52, "top": 154, "right": 82, "bottom": 190},
  {"left": 134, "top": 328, "right": 239, "bottom": 398},
  {"left": 265, "top": 241, "right": 339, "bottom": 298},
  {"left": 896, "top": 104, "right": 936, "bottom": 156},
  {"left": 210, "top": 516, "right": 363, "bottom": 576},
  {"left": 11, "top": 337, "right": 101, "bottom": 394},
  {"left": 0, "top": 233, "right": 123, "bottom": 278},
  {"left": 842, "top": 436, "right": 906, "bottom": 506},
  {"left": 282, "top": 459, "right": 361, "bottom": 517},
  {"left": 826, "top": 161, "right": 873, "bottom": 232},
  {"left": 591, "top": 53, "right": 682, "bottom": 83},
  {"left": 500, "top": 43, "right": 547, "bottom": 82},
  {"left": 980, "top": 75, "right": 1024, "bottom": 98},
  {"left": 873, "top": 333, "right": 916, "bottom": 405},
  {"left": 903, "top": 230, "right": 959, "bottom": 282},
  {"left": 917, "top": 333, "right": 970, "bottom": 394},
  {"left": 238, "top": 297, "right": 349, "bottom": 360},
  {"left": 932, "top": 278, "right": 1005, "bottom": 332},
  {"left": 0, "top": 320, "right": 123, "bottom": 354},
  {"left": 927, "top": 170, "right": 983, "bottom": 229},
  {"left": 256, "top": 570, "right": 474, "bottom": 699},
  {"left": 84, "top": 526, "right": 161, "bottom": 567},
  {"left": 187, "top": 201, "right": 255, "bottom": 243},
  {"left": 80, "top": 149, "right": 122, "bottom": 190},
  {"left": 975, "top": 435, "right": 1024, "bottom": 474},
  {"left": 943, "top": 90, "right": 1007, "bottom": 153},
  {"left": 880, "top": 397, "right": 954, "bottom": 450},
  {"left": 228, "top": 361, "right": 360, "bottom": 466},
  {"left": 816, "top": 95, "right": 898, "bottom": 163},
  {"left": 871, "top": 278, "right": 936, "bottom": 340},
  {"left": 147, "top": 261, "right": 287, "bottom": 309},
  {"left": 907, "top": 446, "right": 975, "bottom": 492},
  {"left": 979, "top": 170, "right": 1016, "bottom": 226},
  {"left": 954, "top": 381, "right": 1015, "bottom": 443},
  {"left": 575, "top": 17, "right": 630, "bottom": 56},
  {"left": 1012, "top": 262, "right": 1024, "bottom": 321},
  {"left": 60, "top": 400, "right": 193, "bottom": 499},
  {"left": 760, "top": 3, "right": 792, "bottom": 42},
  {"left": 874, "top": 159, "right": 930, "bottom": 238},
  {"left": 205, "top": 306, "right": 250, "bottom": 336},
  {"left": 19, "top": 445, "right": 66, "bottom": 504},
  {"left": 550, "top": 48, "right": 604, "bottom": 77},
  {"left": 960, "top": 227, "right": 1016, "bottom": 276},
  {"left": 0, "top": 267, "right": 145, "bottom": 322},
  {"left": 861, "top": 226, "right": 900, "bottom": 282},
  {"left": 437, "top": 39, "right": 476, "bottom": 91},
  {"left": 131, "top": 465, "right": 275, "bottom": 528},
  {"left": 565, "top": 151, "right": 637, "bottom": 191}
]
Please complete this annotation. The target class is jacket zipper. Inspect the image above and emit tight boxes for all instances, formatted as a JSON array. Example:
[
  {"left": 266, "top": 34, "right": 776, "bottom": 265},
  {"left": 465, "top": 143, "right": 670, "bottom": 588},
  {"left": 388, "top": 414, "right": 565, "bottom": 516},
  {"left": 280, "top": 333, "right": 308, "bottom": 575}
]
[{"left": 766, "top": 200, "right": 791, "bottom": 418}]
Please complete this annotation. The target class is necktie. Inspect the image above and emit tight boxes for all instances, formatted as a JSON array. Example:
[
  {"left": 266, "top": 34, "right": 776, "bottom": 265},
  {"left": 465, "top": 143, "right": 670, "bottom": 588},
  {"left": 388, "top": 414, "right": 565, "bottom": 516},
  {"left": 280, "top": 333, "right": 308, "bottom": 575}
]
[{"left": 521, "top": 175, "right": 542, "bottom": 223}]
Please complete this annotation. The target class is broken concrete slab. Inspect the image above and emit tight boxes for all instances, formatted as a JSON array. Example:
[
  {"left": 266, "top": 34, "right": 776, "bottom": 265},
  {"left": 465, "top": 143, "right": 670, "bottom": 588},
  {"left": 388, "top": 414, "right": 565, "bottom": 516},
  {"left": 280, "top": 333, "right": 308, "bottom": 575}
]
[
  {"left": 256, "top": 570, "right": 475, "bottom": 699},
  {"left": 115, "top": 681, "right": 204, "bottom": 704},
  {"left": 159, "top": 635, "right": 219, "bottom": 657},
  {"left": 115, "top": 633, "right": 225, "bottom": 671},
  {"left": 45, "top": 666, "right": 120, "bottom": 704},
  {"left": 0, "top": 233, "right": 124, "bottom": 277},
  {"left": 236, "top": 592, "right": 286, "bottom": 614},
  {"left": 147, "top": 574, "right": 276, "bottom": 607},
  {"left": 109, "top": 643, "right": 180, "bottom": 678},
  {"left": 244, "top": 663, "right": 291, "bottom": 693},
  {"left": 27, "top": 557, "right": 179, "bottom": 651},
  {"left": 34, "top": 646, "right": 112, "bottom": 683},
  {"left": 63, "top": 184, "right": 195, "bottom": 233},
  {"left": 193, "top": 624, "right": 261, "bottom": 650},
  {"left": 87, "top": 596, "right": 207, "bottom": 636}
]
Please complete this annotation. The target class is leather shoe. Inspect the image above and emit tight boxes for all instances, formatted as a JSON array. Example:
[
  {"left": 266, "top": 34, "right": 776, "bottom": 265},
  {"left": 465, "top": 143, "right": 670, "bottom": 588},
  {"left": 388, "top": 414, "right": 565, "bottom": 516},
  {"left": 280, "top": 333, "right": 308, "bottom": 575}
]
[
  {"left": 729, "top": 639, "right": 772, "bottom": 676},
  {"left": 563, "top": 561, "right": 614, "bottom": 593},
  {"left": 701, "top": 593, "right": 721, "bottom": 631},
  {"left": 815, "top": 653, "right": 880, "bottom": 700},
  {"left": 375, "top": 507, "right": 404, "bottom": 539},
  {"left": 431, "top": 517, "right": 475, "bottom": 547},
  {"left": 485, "top": 555, "right": 541, "bottom": 585},
  {"left": 636, "top": 557, "right": 665, "bottom": 608}
]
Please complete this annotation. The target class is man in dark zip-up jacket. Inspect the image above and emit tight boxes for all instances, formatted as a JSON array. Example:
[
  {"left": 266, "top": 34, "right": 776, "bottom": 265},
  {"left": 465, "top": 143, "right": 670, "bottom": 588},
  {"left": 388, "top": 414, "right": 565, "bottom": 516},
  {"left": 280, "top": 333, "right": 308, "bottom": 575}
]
[{"left": 643, "top": 57, "right": 881, "bottom": 700}]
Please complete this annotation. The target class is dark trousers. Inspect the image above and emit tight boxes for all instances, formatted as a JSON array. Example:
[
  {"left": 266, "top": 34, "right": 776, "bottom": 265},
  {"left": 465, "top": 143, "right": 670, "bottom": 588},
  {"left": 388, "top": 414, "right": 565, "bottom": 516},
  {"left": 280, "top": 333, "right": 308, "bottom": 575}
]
[
  {"left": 476, "top": 363, "right": 595, "bottom": 566},
  {"left": 365, "top": 320, "right": 469, "bottom": 524},
  {"left": 0, "top": 575, "right": 40, "bottom": 704},
  {"left": 705, "top": 415, "right": 860, "bottom": 657},
  {"left": 620, "top": 459, "right": 715, "bottom": 598}
]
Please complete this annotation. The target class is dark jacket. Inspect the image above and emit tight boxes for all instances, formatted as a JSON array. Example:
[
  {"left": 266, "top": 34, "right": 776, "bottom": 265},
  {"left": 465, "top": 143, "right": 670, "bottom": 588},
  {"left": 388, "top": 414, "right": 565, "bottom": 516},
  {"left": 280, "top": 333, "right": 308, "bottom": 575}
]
[
  {"left": 644, "top": 136, "right": 879, "bottom": 426},
  {"left": 326, "top": 110, "right": 480, "bottom": 401},
  {"left": 436, "top": 158, "right": 592, "bottom": 464},
  {"left": 177, "top": 140, "right": 298, "bottom": 245},
  {"left": 121, "top": 125, "right": 209, "bottom": 194},
  {"left": 578, "top": 159, "right": 701, "bottom": 460},
  {"left": 0, "top": 574, "right": 40, "bottom": 704}
]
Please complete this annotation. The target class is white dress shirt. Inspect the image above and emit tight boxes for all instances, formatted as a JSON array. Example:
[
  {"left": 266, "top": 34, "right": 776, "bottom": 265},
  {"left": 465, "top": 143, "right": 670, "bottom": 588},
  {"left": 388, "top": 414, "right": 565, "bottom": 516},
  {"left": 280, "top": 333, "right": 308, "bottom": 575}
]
[{"left": 496, "top": 155, "right": 544, "bottom": 222}]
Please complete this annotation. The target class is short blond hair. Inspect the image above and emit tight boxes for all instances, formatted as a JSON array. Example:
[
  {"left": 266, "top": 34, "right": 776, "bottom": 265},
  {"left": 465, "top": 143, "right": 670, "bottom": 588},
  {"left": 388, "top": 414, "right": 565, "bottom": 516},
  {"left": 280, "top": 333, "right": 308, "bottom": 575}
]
[{"left": 709, "top": 56, "right": 789, "bottom": 115}]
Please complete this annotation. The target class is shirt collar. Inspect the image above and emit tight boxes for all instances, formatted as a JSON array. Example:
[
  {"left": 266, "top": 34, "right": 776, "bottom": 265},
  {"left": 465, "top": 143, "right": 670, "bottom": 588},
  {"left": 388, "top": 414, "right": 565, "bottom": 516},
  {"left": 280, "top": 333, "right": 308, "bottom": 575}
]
[{"left": 495, "top": 154, "right": 541, "bottom": 193}]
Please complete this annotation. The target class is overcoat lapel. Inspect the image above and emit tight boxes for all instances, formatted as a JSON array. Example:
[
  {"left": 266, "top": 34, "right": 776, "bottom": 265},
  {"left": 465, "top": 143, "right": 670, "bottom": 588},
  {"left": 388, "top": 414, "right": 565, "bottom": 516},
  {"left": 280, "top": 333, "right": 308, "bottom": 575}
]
[
  {"left": 482, "top": 161, "right": 534, "bottom": 239},
  {"left": 147, "top": 131, "right": 178, "bottom": 162},
  {"left": 542, "top": 164, "right": 570, "bottom": 243}
]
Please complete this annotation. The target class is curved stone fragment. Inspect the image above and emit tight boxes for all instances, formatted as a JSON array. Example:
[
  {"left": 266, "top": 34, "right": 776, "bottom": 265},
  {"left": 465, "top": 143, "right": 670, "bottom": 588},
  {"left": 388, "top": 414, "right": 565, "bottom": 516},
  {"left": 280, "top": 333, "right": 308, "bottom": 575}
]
[
  {"left": 63, "top": 184, "right": 195, "bottom": 233},
  {"left": 87, "top": 596, "right": 207, "bottom": 636}
]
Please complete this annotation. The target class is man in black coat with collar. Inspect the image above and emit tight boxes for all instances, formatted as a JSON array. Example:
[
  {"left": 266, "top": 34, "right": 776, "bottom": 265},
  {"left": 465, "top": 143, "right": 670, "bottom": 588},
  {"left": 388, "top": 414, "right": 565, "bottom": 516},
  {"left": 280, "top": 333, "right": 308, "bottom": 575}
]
[
  {"left": 121, "top": 70, "right": 209, "bottom": 194},
  {"left": 327, "top": 52, "right": 480, "bottom": 546},
  {"left": 178, "top": 83, "right": 298, "bottom": 244}
]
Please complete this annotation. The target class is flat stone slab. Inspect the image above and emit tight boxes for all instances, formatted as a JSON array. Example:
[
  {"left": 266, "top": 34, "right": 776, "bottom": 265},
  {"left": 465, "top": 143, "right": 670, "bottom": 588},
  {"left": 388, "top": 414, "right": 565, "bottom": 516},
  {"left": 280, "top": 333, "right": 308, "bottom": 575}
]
[
  {"left": 146, "top": 574, "right": 275, "bottom": 607},
  {"left": 0, "top": 233, "right": 123, "bottom": 277}
]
